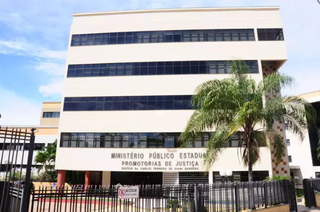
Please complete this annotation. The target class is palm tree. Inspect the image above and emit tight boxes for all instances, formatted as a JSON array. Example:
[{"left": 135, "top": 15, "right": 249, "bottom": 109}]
[
  {"left": 180, "top": 60, "right": 315, "bottom": 181},
  {"left": 34, "top": 140, "right": 57, "bottom": 173}
]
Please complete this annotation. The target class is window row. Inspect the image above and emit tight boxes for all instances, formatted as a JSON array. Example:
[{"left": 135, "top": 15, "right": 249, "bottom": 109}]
[
  {"left": 43, "top": 112, "right": 60, "bottom": 118},
  {"left": 71, "top": 29, "right": 255, "bottom": 46},
  {"left": 286, "top": 139, "right": 290, "bottom": 146},
  {"left": 67, "top": 60, "right": 259, "bottom": 77},
  {"left": 212, "top": 171, "right": 269, "bottom": 182},
  {"left": 257, "top": 28, "right": 284, "bottom": 41},
  {"left": 60, "top": 132, "right": 245, "bottom": 148},
  {"left": 0, "top": 165, "right": 41, "bottom": 172},
  {"left": 63, "top": 95, "right": 193, "bottom": 111},
  {"left": 0, "top": 143, "right": 45, "bottom": 151}
]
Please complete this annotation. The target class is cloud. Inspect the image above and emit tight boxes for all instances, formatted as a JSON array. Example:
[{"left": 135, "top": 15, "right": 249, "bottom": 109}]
[
  {"left": 0, "top": 12, "right": 35, "bottom": 33},
  {"left": 34, "top": 59, "right": 66, "bottom": 97},
  {"left": 0, "top": 0, "right": 319, "bottom": 101},
  {"left": 35, "top": 61, "right": 66, "bottom": 76},
  {"left": 0, "top": 88, "right": 41, "bottom": 125},
  {"left": 0, "top": 37, "right": 67, "bottom": 98},
  {"left": 38, "top": 79, "right": 64, "bottom": 97},
  {"left": 0, "top": 38, "right": 66, "bottom": 60},
  {"left": 130, "top": 0, "right": 206, "bottom": 9}
]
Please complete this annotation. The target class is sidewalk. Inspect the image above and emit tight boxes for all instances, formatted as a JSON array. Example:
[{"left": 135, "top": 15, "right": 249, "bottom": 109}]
[{"left": 298, "top": 202, "right": 320, "bottom": 212}]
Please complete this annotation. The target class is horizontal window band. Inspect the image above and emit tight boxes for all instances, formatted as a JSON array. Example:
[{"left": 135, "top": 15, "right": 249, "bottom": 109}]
[
  {"left": 67, "top": 60, "right": 259, "bottom": 78},
  {"left": 0, "top": 143, "right": 46, "bottom": 151},
  {"left": 71, "top": 29, "right": 255, "bottom": 47},
  {"left": 43, "top": 112, "right": 60, "bottom": 118},
  {"left": 60, "top": 132, "right": 252, "bottom": 148},
  {"left": 63, "top": 95, "right": 193, "bottom": 111}
]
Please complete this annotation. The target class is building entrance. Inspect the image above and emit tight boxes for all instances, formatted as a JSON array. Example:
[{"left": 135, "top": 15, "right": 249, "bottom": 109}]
[{"left": 111, "top": 172, "right": 162, "bottom": 185}]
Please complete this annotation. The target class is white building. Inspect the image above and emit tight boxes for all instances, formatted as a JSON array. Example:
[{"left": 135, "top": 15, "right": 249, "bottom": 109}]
[
  {"left": 0, "top": 102, "right": 60, "bottom": 178},
  {"left": 287, "top": 91, "right": 320, "bottom": 185},
  {"left": 55, "top": 7, "right": 288, "bottom": 186}
]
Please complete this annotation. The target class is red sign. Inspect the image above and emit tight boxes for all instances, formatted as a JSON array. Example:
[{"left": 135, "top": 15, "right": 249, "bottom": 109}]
[{"left": 118, "top": 188, "right": 126, "bottom": 197}]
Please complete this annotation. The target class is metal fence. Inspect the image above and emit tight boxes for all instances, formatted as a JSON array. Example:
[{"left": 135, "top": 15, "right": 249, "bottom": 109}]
[
  {"left": 30, "top": 180, "right": 297, "bottom": 212},
  {"left": 303, "top": 178, "right": 320, "bottom": 208},
  {"left": 0, "top": 127, "right": 36, "bottom": 212}
]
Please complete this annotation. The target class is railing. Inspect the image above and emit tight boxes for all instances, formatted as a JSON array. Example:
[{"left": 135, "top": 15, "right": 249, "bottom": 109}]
[{"left": 30, "top": 180, "right": 297, "bottom": 212}]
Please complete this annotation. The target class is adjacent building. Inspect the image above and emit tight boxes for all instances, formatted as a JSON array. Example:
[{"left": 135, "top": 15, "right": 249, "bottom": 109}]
[
  {"left": 53, "top": 7, "right": 289, "bottom": 186},
  {"left": 287, "top": 91, "right": 320, "bottom": 185},
  {"left": 0, "top": 102, "right": 60, "bottom": 177}
]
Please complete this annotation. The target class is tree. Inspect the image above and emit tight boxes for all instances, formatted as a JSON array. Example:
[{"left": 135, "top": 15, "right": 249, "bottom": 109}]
[
  {"left": 180, "top": 60, "right": 315, "bottom": 181},
  {"left": 34, "top": 140, "right": 57, "bottom": 173}
]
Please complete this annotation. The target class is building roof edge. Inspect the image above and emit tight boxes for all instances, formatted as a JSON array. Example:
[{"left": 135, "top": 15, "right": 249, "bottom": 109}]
[
  {"left": 43, "top": 102, "right": 61, "bottom": 104},
  {"left": 73, "top": 6, "right": 280, "bottom": 17},
  {"left": 0, "top": 125, "right": 59, "bottom": 128}
]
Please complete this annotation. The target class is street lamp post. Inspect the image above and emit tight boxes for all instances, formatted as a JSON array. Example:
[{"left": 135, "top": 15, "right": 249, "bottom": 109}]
[{"left": 219, "top": 170, "right": 233, "bottom": 182}]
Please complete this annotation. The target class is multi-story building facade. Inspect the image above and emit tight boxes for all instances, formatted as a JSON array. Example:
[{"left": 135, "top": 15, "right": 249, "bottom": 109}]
[
  {"left": 55, "top": 7, "right": 288, "bottom": 186},
  {"left": 0, "top": 102, "right": 60, "bottom": 177},
  {"left": 287, "top": 91, "right": 320, "bottom": 185}
]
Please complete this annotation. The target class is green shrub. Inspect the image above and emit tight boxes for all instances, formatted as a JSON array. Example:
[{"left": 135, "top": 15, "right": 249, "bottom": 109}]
[
  {"left": 264, "top": 175, "right": 291, "bottom": 181},
  {"left": 31, "top": 171, "right": 57, "bottom": 182},
  {"left": 167, "top": 199, "right": 179, "bottom": 208}
]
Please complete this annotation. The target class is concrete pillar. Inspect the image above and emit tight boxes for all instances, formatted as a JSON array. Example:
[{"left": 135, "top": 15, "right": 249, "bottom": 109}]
[
  {"left": 57, "top": 170, "right": 66, "bottom": 187},
  {"left": 209, "top": 171, "right": 213, "bottom": 184},
  {"left": 102, "top": 171, "right": 111, "bottom": 186},
  {"left": 85, "top": 171, "right": 91, "bottom": 188}
]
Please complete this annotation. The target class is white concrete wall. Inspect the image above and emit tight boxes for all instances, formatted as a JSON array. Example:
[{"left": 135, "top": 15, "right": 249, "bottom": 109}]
[
  {"left": 35, "top": 135, "right": 58, "bottom": 144},
  {"left": 60, "top": 110, "right": 192, "bottom": 132},
  {"left": 63, "top": 74, "right": 262, "bottom": 97},
  {"left": 286, "top": 94, "right": 320, "bottom": 181},
  {"left": 287, "top": 130, "right": 315, "bottom": 180},
  {"left": 56, "top": 7, "right": 287, "bottom": 174},
  {"left": 67, "top": 42, "right": 286, "bottom": 64},
  {"left": 72, "top": 8, "right": 283, "bottom": 33},
  {"left": 56, "top": 147, "right": 272, "bottom": 173}
]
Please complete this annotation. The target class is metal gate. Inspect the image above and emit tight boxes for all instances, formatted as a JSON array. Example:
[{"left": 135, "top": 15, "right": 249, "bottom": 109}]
[
  {"left": 303, "top": 178, "right": 320, "bottom": 208},
  {"left": 0, "top": 126, "right": 36, "bottom": 212}
]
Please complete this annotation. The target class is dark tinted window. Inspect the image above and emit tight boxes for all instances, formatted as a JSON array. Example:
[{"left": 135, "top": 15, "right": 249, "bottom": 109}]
[
  {"left": 59, "top": 132, "right": 262, "bottom": 148},
  {"left": 60, "top": 132, "right": 183, "bottom": 148},
  {"left": 43, "top": 112, "right": 60, "bottom": 118},
  {"left": 258, "top": 28, "right": 284, "bottom": 41},
  {"left": 64, "top": 95, "right": 193, "bottom": 111},
  {"left": 212, "top": 171, "right": 269, "bottom": 182},
  {"left": 71, "top": 29, "right": 255, "bottom": 46},
  {"left": 0, "top": 143, "right": 46, "bottom": 151},
  {"left": 67, "top": 60, "right": 259, "bottom": 77}
]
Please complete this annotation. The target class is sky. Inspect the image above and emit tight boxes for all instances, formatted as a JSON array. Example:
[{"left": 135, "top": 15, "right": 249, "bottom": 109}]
[{"left": 0, "top": 0, "right": 319, "bottom": 125}]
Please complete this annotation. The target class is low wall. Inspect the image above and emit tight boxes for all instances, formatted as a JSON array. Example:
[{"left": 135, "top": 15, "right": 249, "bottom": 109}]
[
  {"left": 249, "top": 204, "right": 290, "bottom": 212},
  {"left": 33, "top": 182, "right": 71, "bottom": 190},
  {"left": 316, "top": 193, "right": 320, "bottom": 207}
]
